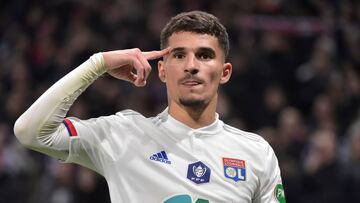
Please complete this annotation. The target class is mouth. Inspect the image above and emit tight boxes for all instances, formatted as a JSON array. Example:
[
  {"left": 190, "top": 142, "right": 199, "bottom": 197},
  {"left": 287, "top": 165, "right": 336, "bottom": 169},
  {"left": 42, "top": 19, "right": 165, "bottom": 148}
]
[
  {"left": 178, "top": 74, "right": 205, "bottom": 88},
  {"left": 182, "top": 80, "right": 201, "bottom": 86},
  {"left": 180, "top": 77, "right": 204, "bottom": 88}
]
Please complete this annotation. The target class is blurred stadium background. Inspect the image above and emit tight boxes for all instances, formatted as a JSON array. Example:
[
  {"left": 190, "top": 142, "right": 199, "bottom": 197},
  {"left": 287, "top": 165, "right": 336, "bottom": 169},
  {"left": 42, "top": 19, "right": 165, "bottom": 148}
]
[{"left": 0, "top": 0, "right": 359, "bottom": 202}]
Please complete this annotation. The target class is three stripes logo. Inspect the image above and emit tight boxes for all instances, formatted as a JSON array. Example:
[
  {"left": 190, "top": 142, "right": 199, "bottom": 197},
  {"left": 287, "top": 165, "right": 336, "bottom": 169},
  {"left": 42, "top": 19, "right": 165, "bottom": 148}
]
[{"left": 150, "top": 150, "right": 171, "bottom": 164}]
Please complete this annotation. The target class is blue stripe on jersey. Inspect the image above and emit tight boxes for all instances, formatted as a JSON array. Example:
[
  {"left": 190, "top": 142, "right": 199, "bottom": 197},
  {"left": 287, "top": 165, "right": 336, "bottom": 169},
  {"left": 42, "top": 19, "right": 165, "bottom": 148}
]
[
  {"left": 157, "top": 152, "right": 163, "bottom": 159},
  {"left": 161, "top": 151, "right": 168, "bottom": 159}
]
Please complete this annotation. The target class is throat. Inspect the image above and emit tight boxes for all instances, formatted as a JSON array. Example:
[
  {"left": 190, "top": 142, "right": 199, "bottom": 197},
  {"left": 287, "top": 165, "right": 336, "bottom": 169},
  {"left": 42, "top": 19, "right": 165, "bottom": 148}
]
[{"left": 169, "top": 102, "right": 216, "bottom": 129}]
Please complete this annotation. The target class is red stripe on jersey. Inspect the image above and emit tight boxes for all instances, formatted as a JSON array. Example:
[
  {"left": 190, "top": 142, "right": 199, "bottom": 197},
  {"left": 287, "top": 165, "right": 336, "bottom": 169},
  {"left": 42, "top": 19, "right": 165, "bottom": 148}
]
[
  {"left": 63, "top": 118, "right": 78, "bottom": 137},
  {"left": 223, "top": 158, "right": 245, "bottom": 168}
]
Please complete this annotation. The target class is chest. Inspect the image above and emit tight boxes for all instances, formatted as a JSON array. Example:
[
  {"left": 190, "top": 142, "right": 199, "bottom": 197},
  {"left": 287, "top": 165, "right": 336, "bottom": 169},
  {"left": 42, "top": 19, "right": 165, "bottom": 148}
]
[{"left": 105, "top": 129, "right": 261, "bottom": 202}]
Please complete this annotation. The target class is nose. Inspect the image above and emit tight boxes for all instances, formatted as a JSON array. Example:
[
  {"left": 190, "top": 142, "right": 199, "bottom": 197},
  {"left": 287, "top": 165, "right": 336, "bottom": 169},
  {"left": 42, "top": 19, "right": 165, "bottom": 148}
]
[{"left": 184, "top": 54, "right": 199, "bottom": 75}]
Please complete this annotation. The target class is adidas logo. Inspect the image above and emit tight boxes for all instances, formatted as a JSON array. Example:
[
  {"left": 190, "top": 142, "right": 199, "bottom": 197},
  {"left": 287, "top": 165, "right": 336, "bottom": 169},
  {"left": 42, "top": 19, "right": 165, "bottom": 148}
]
[{"left": 149, "top": 150, "right": 171, "bottom": 164}]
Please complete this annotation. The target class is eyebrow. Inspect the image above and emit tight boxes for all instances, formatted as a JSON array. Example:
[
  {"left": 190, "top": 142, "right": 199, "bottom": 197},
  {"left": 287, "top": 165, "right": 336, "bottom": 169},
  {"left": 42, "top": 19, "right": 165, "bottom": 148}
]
[
  {"left": 171, "top": 47, "right": 185, "bottom": 53},
  {"left": 171, "top": 47, "right": 216, "bottom": 54},
  {"left": 197, "top": 47, "right": 216, "bottom": 55}
]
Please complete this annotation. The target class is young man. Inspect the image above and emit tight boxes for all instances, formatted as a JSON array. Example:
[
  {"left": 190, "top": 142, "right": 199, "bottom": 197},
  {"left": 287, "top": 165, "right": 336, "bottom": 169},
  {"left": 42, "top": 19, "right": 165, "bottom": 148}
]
[{"left": 14, "top": 11, "right": 285, "bottom": 203}]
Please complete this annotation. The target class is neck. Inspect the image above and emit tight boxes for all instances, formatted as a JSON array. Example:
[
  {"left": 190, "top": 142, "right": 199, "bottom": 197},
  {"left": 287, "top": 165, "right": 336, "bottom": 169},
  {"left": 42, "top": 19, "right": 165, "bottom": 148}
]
[{"left": 168, "top": 96, "right": 218, "bottom": 129}]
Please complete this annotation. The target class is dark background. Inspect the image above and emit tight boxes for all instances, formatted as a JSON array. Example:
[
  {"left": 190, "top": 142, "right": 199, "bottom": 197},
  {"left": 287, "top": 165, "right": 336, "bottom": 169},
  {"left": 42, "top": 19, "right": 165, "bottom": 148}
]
[{"left": 0, "top": 0, "right": 359, "bottom": 202}]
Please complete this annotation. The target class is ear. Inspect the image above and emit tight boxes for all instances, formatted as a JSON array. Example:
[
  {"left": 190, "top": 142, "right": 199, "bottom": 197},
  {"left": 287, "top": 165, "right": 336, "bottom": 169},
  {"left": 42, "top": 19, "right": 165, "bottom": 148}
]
[
  {"left": 220, "top": 63, "right": 232, "bottom": 84},
  {"left": 158, "top": 60, "right": 166, "bottom": 83}
]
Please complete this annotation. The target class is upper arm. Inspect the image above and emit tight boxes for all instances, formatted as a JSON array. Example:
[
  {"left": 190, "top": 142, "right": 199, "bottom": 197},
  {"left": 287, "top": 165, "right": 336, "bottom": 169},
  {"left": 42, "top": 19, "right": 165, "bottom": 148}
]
[{"left": 253, "top": 143, "right": 285, "bottom": 203}]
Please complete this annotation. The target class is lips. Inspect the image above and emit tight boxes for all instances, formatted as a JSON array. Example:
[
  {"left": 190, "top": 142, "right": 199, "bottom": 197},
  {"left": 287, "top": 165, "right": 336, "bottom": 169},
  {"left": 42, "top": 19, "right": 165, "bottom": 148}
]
[
  {"left": 178, "top": 74, "right": 205, "bottom": 88},
  {"left": 180, "top": 77, "right": 204, "bottom": 87},
  {"left": 182, "top": 80, "right": 201, "bottom": 86}
]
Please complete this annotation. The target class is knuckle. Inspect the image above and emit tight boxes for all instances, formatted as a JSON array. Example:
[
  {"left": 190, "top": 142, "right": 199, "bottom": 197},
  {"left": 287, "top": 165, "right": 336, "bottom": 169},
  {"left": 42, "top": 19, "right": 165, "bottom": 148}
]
[
  {"left": 129, "top": 48, "right": 141, "bottom": 57},
  {"left": 133, "top": 48, "right": 141, "bottom": 54},
  {"left": 137, "top": 72, "right": 144, "bottom": 79}
]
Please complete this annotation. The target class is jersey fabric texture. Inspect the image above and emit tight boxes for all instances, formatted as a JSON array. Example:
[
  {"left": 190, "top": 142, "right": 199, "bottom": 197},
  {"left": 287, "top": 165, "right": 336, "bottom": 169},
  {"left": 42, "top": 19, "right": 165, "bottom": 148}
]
[{"left": 64, "top": 108, "right": 283, "bottom": 203}]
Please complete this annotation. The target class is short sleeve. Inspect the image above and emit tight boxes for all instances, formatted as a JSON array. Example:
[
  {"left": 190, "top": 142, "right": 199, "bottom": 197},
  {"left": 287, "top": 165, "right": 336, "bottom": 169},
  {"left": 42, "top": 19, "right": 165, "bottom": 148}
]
[{"left": 253, "top": 143, "right": 286, "bottom": 203}]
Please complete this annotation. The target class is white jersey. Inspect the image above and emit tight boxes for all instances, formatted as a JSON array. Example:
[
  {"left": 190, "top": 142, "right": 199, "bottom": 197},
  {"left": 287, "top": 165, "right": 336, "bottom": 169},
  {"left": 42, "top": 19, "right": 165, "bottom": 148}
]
[
  {"left": 64, "top": 108, "right": 284, "bottom": 203},
  {"left": 14, "top": 53, "right": 285, "bottom": 203}
]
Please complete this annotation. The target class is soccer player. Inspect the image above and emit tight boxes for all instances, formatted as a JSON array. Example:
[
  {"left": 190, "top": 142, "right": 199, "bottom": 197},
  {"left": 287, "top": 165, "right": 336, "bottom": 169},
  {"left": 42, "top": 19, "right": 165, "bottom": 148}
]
[{"left": 14, "top": 11, "right": 285, "bottom": 203}]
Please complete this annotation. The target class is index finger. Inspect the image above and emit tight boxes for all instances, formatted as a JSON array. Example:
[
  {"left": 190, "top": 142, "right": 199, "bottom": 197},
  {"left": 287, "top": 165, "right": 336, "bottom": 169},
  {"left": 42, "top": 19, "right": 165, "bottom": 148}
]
[{"left": 143, "top": 47, "right": 171, "bottom": 60}]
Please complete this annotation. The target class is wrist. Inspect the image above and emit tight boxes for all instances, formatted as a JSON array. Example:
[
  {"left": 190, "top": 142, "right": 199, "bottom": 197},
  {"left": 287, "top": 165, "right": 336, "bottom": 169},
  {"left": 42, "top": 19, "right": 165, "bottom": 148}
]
[{"left": 90, "top": 53, "right": 107, "bottom": 76}]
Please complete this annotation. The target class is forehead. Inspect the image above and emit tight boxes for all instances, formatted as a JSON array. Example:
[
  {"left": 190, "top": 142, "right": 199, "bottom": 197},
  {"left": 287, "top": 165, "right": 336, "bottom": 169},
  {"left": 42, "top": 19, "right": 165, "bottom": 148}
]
[{"left": 168, "top": 32, "right": 223, "bottom": 54}]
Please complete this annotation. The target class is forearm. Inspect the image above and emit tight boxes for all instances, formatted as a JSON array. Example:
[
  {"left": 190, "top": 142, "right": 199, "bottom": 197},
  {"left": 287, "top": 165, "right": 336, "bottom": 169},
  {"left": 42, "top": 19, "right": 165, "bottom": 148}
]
[{"left": 13, "top": 53, "right": 106, "bottom": 158}]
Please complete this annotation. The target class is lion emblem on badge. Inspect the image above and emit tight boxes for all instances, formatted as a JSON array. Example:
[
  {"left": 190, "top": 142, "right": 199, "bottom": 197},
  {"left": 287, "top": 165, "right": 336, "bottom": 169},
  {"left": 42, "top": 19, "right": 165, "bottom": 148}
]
[{"left": 225, "top": 167, "right": 237, "bottom": 178}]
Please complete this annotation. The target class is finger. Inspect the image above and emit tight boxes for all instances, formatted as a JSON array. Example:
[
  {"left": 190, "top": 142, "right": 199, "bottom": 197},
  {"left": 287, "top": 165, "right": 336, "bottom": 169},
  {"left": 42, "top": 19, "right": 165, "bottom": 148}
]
[
  {"left": 143, "top": 47, "right": 171, "bottom": 60},
  {"left": 127, "top": 72, "right": 137, "bottom": 84},
  {"left": 132, "top": 75, "right": 146, "bottom": 87},
  {"left": 136, "top": 53, "right": 152, "bottom": 82},
  {"left": 131, "top": 56, "right": 146, "bottom": 86}
]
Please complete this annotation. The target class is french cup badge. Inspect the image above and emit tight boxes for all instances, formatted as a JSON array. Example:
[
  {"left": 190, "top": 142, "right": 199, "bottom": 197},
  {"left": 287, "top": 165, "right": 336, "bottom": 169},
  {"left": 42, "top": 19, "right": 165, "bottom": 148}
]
[
  {"left": 223, "top": 158, "right": 246, "bottom": 182},
  {"left": 187, "top": 161, "right": 211, "bottom": 184}
]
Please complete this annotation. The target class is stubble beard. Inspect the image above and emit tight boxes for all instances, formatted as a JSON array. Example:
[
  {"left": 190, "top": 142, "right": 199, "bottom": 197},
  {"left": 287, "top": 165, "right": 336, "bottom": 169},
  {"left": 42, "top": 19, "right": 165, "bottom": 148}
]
[{"left": 179, "top": 98, "right": 206, "bottom": 107}]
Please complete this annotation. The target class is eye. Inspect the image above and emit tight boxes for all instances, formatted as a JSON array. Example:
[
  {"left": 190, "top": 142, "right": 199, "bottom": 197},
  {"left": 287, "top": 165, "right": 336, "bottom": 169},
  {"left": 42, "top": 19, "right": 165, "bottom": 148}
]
[
  {"left": 197, "top": 52, "right": 214, "bottom": 60},
  {"left": 173, "top": 52, "right": 185, "bottom": 59}
]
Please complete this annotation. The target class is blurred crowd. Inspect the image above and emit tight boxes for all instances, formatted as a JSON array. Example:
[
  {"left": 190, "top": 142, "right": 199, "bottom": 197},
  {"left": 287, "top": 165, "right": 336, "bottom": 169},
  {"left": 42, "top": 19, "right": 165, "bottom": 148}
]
[{"left": 0, "top": 0, "right": 359, "bottom": 202}]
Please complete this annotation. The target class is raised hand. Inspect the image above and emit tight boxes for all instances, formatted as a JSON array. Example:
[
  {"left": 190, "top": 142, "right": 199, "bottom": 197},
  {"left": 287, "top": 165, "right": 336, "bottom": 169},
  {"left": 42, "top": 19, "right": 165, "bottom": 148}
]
[{"left": 102, "top": 47, "right": 170, "bottom": 87}]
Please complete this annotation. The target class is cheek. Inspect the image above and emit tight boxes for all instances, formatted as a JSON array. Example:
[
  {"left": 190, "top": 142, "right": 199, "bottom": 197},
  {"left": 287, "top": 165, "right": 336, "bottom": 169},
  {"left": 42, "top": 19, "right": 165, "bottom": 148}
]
[
  {"left": 165, "top": 63, "right": 181, "bottom": 77},
  {"left": 207, "top": 61, "right": 224, "bottom": 80},
  {"left": 164, "top": 71, "right": 178, "bottom": 90},
  {"left": 208, "top": 69, "right": 223, "bottom": 83}
]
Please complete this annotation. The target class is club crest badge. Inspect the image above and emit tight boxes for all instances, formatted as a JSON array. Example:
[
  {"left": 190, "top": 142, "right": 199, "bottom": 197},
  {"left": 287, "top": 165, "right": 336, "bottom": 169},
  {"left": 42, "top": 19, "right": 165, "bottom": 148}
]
[
  {"left": 187, "top": 161, "right": 211, "bottom": 184},
  {"left": 223, "top": 158, "right": 246, "bottom": 182}
]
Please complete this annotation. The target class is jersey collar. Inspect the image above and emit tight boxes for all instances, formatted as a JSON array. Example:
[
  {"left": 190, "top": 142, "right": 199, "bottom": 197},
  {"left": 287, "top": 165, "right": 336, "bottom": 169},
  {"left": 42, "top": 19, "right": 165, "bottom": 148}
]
[{"left": 156, "top": 108, "right": 223, "bottom": 140}]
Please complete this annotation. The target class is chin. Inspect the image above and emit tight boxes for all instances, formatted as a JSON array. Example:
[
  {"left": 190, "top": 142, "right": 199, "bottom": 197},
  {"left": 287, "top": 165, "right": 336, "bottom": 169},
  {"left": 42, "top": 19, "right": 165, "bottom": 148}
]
[{"left": 179, "top": 98, "right": 206, "bottom": 107}]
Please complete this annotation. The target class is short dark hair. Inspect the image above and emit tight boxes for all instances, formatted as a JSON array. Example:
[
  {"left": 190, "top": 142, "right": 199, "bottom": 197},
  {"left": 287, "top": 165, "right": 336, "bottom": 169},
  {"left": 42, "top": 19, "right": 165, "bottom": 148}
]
[{"left": 160, "top": 11, "right": 229, "bottom": 58}]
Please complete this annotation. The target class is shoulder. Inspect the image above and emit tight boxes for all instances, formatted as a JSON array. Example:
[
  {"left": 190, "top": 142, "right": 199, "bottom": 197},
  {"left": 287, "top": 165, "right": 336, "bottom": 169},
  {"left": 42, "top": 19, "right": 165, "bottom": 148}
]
[
  {"left": 74, "top": 109, "right": 146, "bottom": 127},
  {"left": 222, "top": 123, "right": 274, "bottom": 157},
  {"left": 77, "top": 109, "right": 143, "bottom": 123},
  {"left": 114, "top": 109, "right": 146, "bottom": 121},
  {"left": 114, "top": 109, "right": 155, "bottom": 126},
  {"left": 223, "top": 123, "right": 266, "bottom": 143},
  {"left": 116, "top": 109, "right": 143, "bottom": 117}
]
